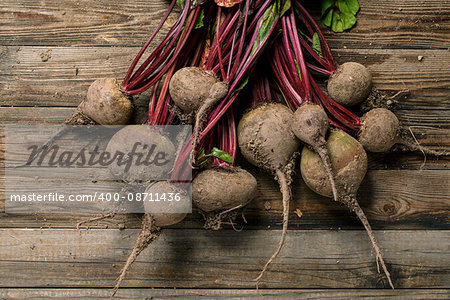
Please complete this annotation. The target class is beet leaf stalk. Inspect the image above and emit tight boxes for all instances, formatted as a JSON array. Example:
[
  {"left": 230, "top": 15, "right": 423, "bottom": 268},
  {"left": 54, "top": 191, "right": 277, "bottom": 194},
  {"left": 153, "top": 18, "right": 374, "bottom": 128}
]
[
  {"left": 269, "top": 8, "right": 361, "bottom": 133},
  {"left": 294, "top": 1, "right": 372, "bottom": 107},
  {"left": 121, "top": 0, "right": 209, "bottom": 95},
  {"left": 196, "top": 0, "right": 292, "bottom": 153},
  {"left": 269, "top": 9, "right": 343, "bottom": 222},
  {"left": 293, "top": 2, "right": 442, "bottom": 156},
  {"left": 293, "top": 1, "right": 337, "bottom": 74},
  {"left": 170, "top": 0, "right": 256, "bottom": 166},
  {"left": 172, "top": 0, "right": 292, "bottom": 179}
]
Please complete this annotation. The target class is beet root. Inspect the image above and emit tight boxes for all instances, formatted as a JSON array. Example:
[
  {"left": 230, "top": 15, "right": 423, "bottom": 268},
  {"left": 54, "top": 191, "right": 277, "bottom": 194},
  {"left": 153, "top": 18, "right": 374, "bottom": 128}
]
[
  {"left": 192, "top": 167, "right": 257, "bottom": 230},
  {"left": 193, "top": 167, "right": 257, "bottom": 212},
  {"left": 78, "top": 78, "right": 132, "bottom": 125},
  {"left": 301, "top": 130, "right": 367, "bottom": 198},
  {"left": 169, "top": 67, "right": 228, "bottom": 166},
  {"left": 238, "top": 103, "right": 300, "bottom": 283},
  {"left": 169, "top": 67, "right": 222, "bottom": 114},
  {"left": 358, "top": 108, "right": 445, "bottom": 157},
  {"left": 143, "top": 181, "right": 189, "bottom": 227},
  {"left": 105, "top": 126, "right": 176, "bottom": 182},
  {"left": 111, "top": 182, "right": 188, "bottom": 298},
  {"left": 191, "top": 81, "right": 228, "bottom": 165},
  {"left": 65, "top": 109, "right": 97, "bottom": 125},
  {"left": 301, "top": 129, "right": 394, "bottom": 289},
  {"left": 291, "top": 103, "right": 328, "bottom": 147},
  {"left": 238, "top": 104, "right": 300, "bottom": 172},
  {"left": 110, "top": 214, "right": 160, "bottom": 299},
  {"left": 291, "top": 103, "right": 338, "bottom": 202},
  {"left": 327, "top": 62, "right": 372, "bottom": 106},
  {"left": 358, "top": 108, "right": 399, "bottom": 152},
  {"left": 32, "top": 78, "right": 132, "bottom": 164}
]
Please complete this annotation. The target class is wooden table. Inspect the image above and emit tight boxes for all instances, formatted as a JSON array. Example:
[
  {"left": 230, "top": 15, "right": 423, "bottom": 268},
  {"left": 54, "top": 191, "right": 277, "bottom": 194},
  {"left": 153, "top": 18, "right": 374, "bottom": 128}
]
[{"left": 1, "top": 0, "right": 449, "bottom": 298}]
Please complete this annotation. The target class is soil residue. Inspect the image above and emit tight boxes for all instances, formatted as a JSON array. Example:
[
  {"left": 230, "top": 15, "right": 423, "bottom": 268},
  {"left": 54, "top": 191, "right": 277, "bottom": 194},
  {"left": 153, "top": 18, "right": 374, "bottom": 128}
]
[{"left": 40, "top": 49, "right": 52, "bottom": 62}]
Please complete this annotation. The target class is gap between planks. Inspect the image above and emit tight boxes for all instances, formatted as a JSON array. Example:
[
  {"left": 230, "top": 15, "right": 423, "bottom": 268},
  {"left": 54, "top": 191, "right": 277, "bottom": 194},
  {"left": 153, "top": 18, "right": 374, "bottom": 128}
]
[{"left": 0, "top": 288, "right": 449, "bottom": 299}]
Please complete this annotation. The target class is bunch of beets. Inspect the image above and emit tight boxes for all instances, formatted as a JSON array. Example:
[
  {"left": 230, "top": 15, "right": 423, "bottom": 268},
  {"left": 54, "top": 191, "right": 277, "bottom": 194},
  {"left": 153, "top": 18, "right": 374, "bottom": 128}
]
[{"left": 63, "top": 0, "right": 443, "bottom": 297}]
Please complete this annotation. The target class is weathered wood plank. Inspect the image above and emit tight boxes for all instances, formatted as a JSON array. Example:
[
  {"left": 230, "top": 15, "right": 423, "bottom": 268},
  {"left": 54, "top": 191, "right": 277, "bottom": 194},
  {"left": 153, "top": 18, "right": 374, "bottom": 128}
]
[
  {"left": 317, "top": 0, "right": 450, "bottom": 50},
  {"left": 0, "top": 229, "right": 447, "bottom": 288},
  {"left": 0, "top": 0, "right": 448, "bottom": 49},
  {"left": 0, "top": 288, "right": 449, "bottom": 299},
  {"left": 1, "top": 106, "right": 449, "bottom": 131},
  {"left": 1, "top": 47, "right": 448, "bottom": 108},
  {"left": 0, "top": 0, "right": 174, "bottom": 47},
  {"left": 245, "top": 168, "right": 450, "bottom": 230},
  {"left": 0, "top": 170, "right": 448, "bottom": 229},
  {"left": 0, "top": 46, "right": 133, "bottom": 107},
  {"left": 1, "top": 106, "right": 448, "bottom": 168}
]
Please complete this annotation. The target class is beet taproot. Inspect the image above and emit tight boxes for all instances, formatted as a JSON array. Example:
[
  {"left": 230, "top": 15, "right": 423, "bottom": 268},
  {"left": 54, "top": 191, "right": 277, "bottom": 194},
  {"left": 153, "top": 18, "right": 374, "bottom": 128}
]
[
  {"left": 238, "top": 103, "right": 300, "bottom": 283},
  {"left": 68, "top": 78, "right": 132, "bottom": 126},
  {"left": 192, "top": 167, "right": 257, "bottom": 230},
  {"left": 358, "top": 108, "right": 445, "bottom": 157},
  {"left": 358, "top": 108, "right": 399, "bottom": 153},
  {"left": 144, "top": 181, "right": 189, "bottom": 227},
  {"left": 193, "top": 167, "right": 257, "bottom": 212},
  {"left": 105, "top": 126, "right": 176, "bottom": 181},
  {"left": 291, "top": 103, "right": 338, "bottom": 202},
  {"left": 301, "top": 129, "right": 394, "bottom": 289},
  {"left": 111, "top": 182, "right": 189, "bottom": 298},
  {"left": 169, "top": 67, "right": 222, "bottom": 113}
]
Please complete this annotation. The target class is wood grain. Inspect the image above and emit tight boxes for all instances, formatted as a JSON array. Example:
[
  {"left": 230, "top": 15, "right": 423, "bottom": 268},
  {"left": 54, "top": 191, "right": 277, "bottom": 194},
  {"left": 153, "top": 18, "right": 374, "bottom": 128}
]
[
  {"left": 0, "top": 0, "right": 449, "bottom": 294},
  {"left": 313, "top": 0, "right": 450, "bottom": 50},
  {"left": 0, "top": 289, "right": 449, "bottom": 299},
  {"left": 1, "top": 170, "right": 448, "bottom": 229},
  {"left": 0, "top": 0, "right": 448, "bottom": 49},
  {"left": 1, "top": 107, "right": 448, "bottom": 139},
  {"left": 0, "top": 0, "right": 174, "bottom": 47},
  {"left": 1, "top": 47, "right": 448, "bottom": 108},
  {"left": 0, "top": 229, "right": 448, "bottom": 289},
  {"left": 2, "top": 107, "right": 448, "bottom": 170}
]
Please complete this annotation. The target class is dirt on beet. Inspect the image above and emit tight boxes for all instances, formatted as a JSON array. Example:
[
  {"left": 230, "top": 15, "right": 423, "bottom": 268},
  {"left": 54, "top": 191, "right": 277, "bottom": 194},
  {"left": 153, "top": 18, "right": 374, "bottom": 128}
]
[{"left": 359, "top": 88, "right": 409, "bottom": 113}]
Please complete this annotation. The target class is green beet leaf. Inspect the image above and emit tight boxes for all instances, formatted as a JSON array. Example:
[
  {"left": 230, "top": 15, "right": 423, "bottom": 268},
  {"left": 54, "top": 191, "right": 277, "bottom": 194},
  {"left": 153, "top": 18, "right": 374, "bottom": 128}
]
[{"left": 321, "top": 0, "right": 360, "bottom": 32}]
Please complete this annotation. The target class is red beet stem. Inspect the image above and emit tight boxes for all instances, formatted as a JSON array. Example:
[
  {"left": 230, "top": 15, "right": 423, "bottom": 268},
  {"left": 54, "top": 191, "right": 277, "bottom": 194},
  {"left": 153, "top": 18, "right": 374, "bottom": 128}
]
[
  {"left": 122, "top": 0, "right": 177, "bottom": 89},
  {"left": 294, "top": 0, "right": 338, "bottom": 70}
]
